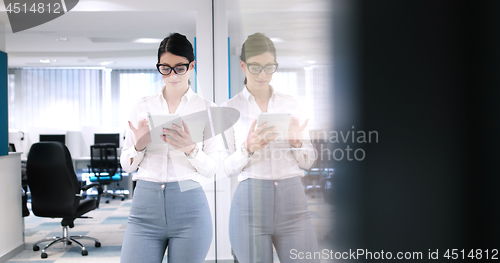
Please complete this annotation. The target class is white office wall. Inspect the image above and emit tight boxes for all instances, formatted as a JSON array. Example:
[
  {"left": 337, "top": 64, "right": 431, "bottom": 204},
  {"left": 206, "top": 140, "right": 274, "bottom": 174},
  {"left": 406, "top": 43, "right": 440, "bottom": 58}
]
[{"left": 0, "top": 22, "right": 5, "bottom": 53}]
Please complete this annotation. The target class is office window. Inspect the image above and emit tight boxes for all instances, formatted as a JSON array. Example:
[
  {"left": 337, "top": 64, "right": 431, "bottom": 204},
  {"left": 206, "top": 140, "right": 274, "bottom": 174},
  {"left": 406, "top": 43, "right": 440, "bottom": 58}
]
[
  {"left": 304, "top": 66, "right": 332, "bottom": 130},
  {"left": 7, "top": 68, "right": 165, "bottom": 131},
  {"left": 8, "top": 68, "right": 104, "bottom": 131},
  {"left": 271, "top": 70, "right": 299, "bottom": 97},
  {"left": 7, "top": 73, "right": 15, "bottom": 130},
  {"left": 114, "top": 70, "right": 163, "bottom": 129},
  {"left": 270, "top": 66, "right": 332, "bottom": 130}
]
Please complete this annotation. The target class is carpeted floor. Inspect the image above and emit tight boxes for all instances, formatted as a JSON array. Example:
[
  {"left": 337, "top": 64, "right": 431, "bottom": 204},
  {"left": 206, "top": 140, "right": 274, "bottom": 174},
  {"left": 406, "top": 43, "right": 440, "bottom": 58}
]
[
  {"left": 8, "top": 198, "right": 131, "bottom": 263},
  {"left": 7, "top": 189, "right": 334, "bottom": 263}
]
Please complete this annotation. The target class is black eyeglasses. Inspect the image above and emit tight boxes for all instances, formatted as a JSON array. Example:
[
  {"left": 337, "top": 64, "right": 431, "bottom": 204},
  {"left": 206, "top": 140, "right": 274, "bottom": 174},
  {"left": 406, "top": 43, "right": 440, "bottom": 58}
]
[
  {"left": 156, "top": 63, "right": 191, "bottom": 76},
  {"left": 245, "top": 62, "right": 279, "bottom": 75}
]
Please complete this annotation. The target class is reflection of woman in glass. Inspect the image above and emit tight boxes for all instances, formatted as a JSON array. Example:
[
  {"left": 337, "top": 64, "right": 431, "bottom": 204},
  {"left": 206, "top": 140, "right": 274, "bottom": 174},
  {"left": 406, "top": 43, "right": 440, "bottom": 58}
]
[
  {"left": 120, "top": 33, "right": 217, "bottom": 263},
  {"left": 222, "top": 33, "right": 319, "bottom": 262}
]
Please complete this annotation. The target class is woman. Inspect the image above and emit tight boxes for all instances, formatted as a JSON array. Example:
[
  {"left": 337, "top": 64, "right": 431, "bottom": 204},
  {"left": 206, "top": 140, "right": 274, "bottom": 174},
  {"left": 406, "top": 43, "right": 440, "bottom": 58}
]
[
  {"left": 120, "top": 33, "right": 217, "bottom": 263},
  {"left": 222, "top": 33, "right": 320, "bottom": 262}
]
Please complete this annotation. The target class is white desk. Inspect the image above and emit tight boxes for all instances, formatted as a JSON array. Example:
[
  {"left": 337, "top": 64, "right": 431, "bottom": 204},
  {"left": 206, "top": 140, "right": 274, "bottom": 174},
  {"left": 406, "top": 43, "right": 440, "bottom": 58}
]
[
  {"left": 0, "top": 153, "right": 24, "bottom": 263},
  {"left": 72, "top": 156, "right": 91, "bottom": 170}
]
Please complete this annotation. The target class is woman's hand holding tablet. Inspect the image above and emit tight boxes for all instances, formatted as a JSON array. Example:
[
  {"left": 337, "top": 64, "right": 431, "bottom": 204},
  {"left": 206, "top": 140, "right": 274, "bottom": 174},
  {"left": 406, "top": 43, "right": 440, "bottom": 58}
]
[
  {"left": 252, "top": 113, "right": 309, "bottom": 149},
  {"left": 256, "top": 113, "right": 291, "bottom": 141},
  {"left": 147, "top": 113, "right": 182, "bottom": 144},
  {"left": 245, "top": 119, "right": 278, "bottom": 154},
  {"left": 162, "top": 120, "right": 196, "bottom": 155},
  {"left": 128, "top": 118, "right": 152, "bottom": 151}
]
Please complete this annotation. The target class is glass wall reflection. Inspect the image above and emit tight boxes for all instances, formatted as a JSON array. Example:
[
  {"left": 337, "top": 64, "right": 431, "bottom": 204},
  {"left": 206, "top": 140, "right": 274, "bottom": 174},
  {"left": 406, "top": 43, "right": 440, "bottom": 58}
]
[{"left": 221, "top": 0, "right": 334, "bottom": 262}]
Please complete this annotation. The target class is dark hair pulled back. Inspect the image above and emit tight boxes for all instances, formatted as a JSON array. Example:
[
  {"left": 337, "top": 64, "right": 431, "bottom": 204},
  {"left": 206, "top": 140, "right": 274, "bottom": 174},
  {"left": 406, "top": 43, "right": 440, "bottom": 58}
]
[
  {"left": 157, "top": 33, "right": 195, "bottom": 63},
  {"left": 240, "top": 33, "right": 276, "bottom": 84}
]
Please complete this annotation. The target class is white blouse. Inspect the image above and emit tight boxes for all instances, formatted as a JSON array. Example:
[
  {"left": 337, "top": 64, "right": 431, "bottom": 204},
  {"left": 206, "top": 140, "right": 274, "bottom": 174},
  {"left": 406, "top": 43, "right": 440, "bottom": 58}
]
[
  {"left": 221, "top": 87, "right": 316, "bottom": 181},
  {"left": 120, "top": 87, "right": 221, "bottom": 183}
]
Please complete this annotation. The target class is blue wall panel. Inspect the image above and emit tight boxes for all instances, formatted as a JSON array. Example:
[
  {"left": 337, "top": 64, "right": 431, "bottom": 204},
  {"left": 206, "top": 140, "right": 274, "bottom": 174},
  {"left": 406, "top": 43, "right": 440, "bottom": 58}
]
[{"left": 0, "top": 51, "right": 7, "bottom": 156}]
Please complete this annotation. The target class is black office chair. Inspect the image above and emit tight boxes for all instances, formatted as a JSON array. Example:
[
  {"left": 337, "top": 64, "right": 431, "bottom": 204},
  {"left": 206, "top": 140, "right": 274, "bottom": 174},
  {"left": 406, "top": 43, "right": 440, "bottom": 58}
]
[
  {"left": 27, "top": 142, "right": 103, "bottom": 259},
  {"left": 89, "top": 143, "right": 125, "bottom": 203}
]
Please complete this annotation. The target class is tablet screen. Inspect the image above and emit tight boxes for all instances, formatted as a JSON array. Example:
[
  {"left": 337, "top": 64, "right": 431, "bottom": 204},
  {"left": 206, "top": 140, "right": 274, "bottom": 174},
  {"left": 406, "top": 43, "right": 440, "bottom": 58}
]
[
  {"left": 147, "top": 113, "right": 183, "bottom": 144},
  {"left": 256, "top": 113, "right": 291, "bottom": 141}
]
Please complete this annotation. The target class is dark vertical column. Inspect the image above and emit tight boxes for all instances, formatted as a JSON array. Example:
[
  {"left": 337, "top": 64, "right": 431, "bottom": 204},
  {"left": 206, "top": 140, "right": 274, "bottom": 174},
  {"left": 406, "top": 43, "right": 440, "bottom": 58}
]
[
  {"left": 0, "top": 51, "right": 7, "bottom": 156},
  {"left": 462, "top": 0, "right": 500, "bottom": 251},
  {"left": 332, "top": 0, "right": 500, "bottom": 260},
  {"left": 330, "top": 0, "right": 366, "bottom": 254}
]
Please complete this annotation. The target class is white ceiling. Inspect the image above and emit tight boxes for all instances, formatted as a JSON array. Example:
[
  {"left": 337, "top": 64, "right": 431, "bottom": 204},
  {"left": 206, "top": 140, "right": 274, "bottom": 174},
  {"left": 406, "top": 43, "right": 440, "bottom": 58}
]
[{"left": 0, "top": 0, "right": 332, "bottom": 69}]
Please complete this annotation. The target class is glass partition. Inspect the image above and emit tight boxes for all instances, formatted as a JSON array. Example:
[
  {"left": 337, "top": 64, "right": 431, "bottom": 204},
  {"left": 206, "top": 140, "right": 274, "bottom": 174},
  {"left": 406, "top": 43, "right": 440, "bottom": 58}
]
[{"left": 215, "top": 0, "right": 334, "bottom": 262}]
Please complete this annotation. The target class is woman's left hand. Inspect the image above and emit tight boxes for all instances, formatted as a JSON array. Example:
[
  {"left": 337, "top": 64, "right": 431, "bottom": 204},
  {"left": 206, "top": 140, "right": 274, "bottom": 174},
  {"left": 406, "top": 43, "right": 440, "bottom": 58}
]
[
  {"left": 162, "top": 120, "right": 196, "bottom": 155},
  {"left": 288, "top": 116, "right": 308, "bottom": 148}
]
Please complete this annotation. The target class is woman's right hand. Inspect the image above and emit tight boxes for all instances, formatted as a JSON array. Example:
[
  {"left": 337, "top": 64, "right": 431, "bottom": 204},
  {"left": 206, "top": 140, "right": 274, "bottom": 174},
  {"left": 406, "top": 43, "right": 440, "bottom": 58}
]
[
  {"left": 245, "top": 119, "right": 278, "bottom": 153},
  {"left": 128, "top": 118, "right": 151, "bottom": 151}
]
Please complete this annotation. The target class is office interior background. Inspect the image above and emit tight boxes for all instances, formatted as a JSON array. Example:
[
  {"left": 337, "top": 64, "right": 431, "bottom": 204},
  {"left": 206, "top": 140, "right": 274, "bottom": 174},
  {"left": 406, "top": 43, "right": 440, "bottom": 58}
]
[
  {"left": 1, "top": 0, "right": 335, "bottom": 262},
  {"left": 5, "top": 0, "right": 333, "bottom": 157},
  {"left": 3, "top": 0, "right": 500, "bottom": 262}
]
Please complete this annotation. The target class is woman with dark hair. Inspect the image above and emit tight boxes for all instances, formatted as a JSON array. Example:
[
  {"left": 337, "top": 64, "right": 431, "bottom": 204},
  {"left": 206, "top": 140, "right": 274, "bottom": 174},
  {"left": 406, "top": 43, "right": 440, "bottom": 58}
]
[
  {"left": 120, "top": 32, "right": 217, "bottom": 263},
  {"left": 222, "top": 33, "right": 319, "bottom": 262}
]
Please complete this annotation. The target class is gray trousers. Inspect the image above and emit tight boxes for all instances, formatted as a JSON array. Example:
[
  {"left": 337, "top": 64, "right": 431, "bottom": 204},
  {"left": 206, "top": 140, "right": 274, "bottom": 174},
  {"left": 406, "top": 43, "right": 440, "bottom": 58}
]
[
  {"left": 229, "top": 177, "right": 320, "bottom": 263},
  {"left": 120, "top": 180, "right": 212, "bottom": 263}
]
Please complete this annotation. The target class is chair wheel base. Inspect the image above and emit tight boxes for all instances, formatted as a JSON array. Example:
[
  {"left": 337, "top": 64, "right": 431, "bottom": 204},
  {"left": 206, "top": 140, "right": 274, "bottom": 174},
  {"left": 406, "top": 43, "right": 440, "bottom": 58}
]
[
  {"left": 33, "top": 245, "right": 39, "bottom": 251},
  {"left": 82, "top": 250, "right": 88, "bottom": 256},
  {"left": 95, "top": 241, "right": 101, "bottom": 247},
  {"left": 41, "top": 252, "right": 48, "bottom": 259}
]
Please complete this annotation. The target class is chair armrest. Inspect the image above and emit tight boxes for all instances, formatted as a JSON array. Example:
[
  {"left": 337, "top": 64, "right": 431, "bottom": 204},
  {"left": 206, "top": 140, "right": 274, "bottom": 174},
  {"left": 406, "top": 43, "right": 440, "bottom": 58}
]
[
  {"left": 81, "top": 183, "right": 103, "bottom": 208},
  {"left": 82, "top": 183, "right": 103, "bottom": 194}
]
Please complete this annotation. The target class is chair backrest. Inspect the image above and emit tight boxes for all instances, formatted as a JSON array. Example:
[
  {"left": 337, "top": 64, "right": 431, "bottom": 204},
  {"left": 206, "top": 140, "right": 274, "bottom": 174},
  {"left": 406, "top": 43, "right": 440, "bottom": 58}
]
[
  {"left": 90, "top": 143, "right": 118, "bottom": 181},
  {"left": 27, "top": 142, "right": 81, "bottom": 218}
]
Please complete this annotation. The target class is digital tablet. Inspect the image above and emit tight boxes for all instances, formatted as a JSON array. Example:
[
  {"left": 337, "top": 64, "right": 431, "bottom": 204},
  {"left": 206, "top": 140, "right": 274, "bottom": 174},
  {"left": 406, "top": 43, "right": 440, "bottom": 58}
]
[
  {"left": 256, "top": 113, "right": 291, "bottom": 141},
  {"left": 147, "top": 112, "right": 183, "bottom": 144}
]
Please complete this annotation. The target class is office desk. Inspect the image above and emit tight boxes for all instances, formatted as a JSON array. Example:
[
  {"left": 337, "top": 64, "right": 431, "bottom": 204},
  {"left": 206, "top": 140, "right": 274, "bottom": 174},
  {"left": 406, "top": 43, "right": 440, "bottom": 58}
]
[
  {"left": 72, "top": 156, "right": 90, "bottom": 169},
  {"left": 0, "top": 153, "right": 24, "bottom": 262},
  {"left": 73, "top": 156, "right": 135, "bottom": 198},
  {"left": 21, "top": 156, "right": 134, "bottom": 198}
]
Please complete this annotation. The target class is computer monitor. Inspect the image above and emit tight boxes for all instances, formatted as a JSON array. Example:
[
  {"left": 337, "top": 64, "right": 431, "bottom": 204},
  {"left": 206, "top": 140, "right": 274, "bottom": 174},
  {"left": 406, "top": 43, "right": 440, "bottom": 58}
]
[
  {"left": 8, "top": 143, "right": 16, "bottom": 152},
  {"left": 39, "top": 134, "right": 66, "bottom": 145},
  {"left": 94, "top": 133, "right": 120, "bottom": 148}
]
